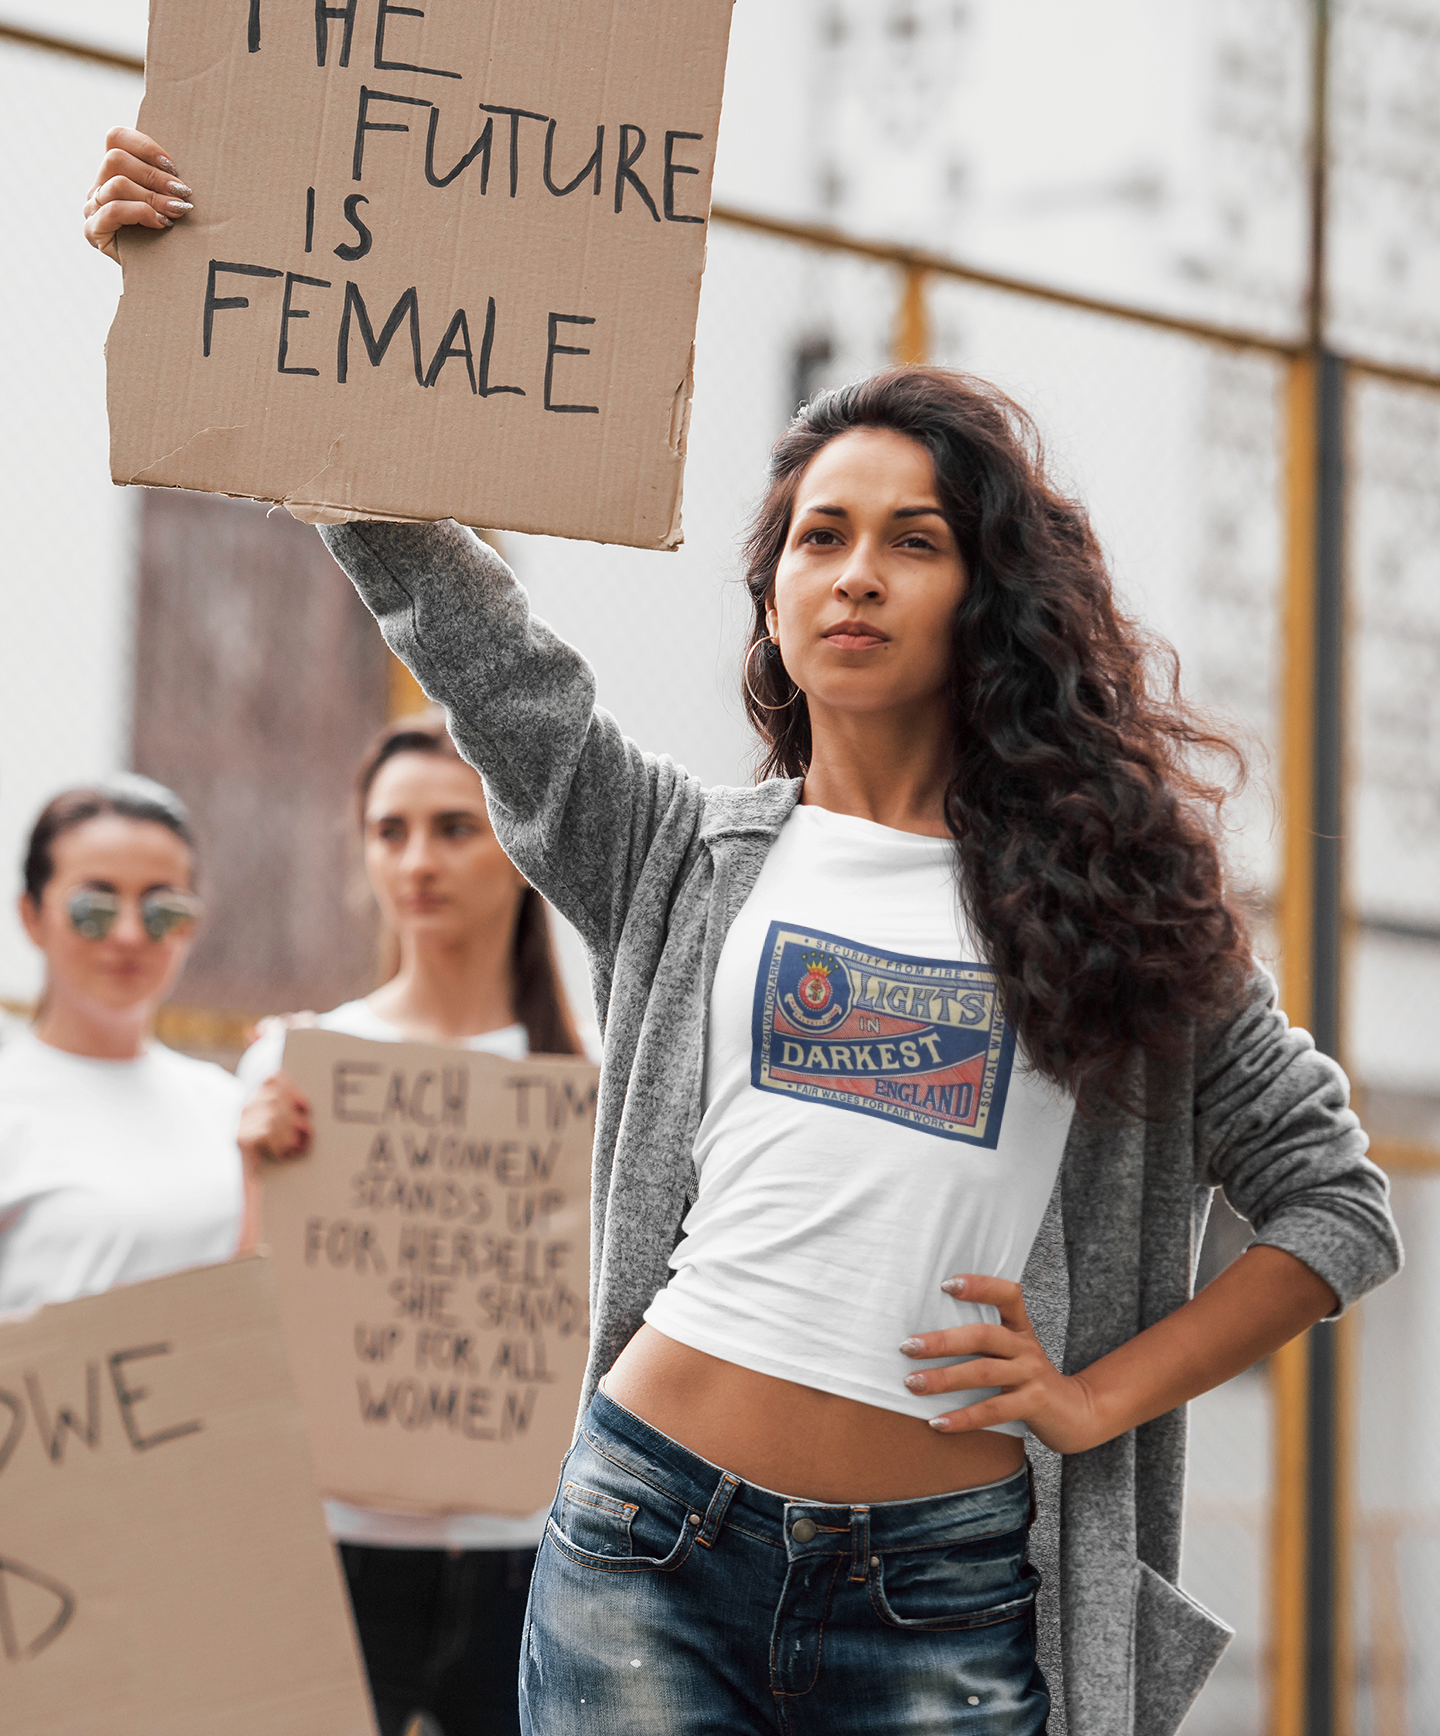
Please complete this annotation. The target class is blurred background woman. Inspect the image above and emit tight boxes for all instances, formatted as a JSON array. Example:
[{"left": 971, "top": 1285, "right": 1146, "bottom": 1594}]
[
  {"left": 239, "top": 707, "right": 584, "bottom": 1736},
  {"left": 0, "top": 777, "right": 244, "bottom": 1313}
]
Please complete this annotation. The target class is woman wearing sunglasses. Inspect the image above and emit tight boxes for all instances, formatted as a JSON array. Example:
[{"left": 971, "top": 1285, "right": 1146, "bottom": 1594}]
[
  {"left": 0, "top": 778, "right": 245, "bottom": 1315},
  {"left": 236, "top": 707, "right": 584, "bottom": 1736}
]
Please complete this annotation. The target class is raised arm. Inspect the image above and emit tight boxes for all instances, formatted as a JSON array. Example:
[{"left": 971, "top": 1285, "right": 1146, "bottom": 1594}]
[{"left": 320, "top": 519, "right": 703, "bottom": 963}]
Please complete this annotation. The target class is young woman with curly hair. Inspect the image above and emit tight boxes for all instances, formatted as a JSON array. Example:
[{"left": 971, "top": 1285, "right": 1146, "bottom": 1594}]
[
  {"left": 89, "top": 146, "right": 1401, "bottom": 1736},
  {"left": 319, "top": 376, "right": 1400, "bottom": 1736}
]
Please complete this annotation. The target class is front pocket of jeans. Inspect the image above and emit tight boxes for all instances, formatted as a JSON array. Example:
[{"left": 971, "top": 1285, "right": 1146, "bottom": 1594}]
[
  {"left": 558, "top": 1482, "right": 638, "bottom": 1558},
  {"left": 869, "top": 1524, "right": 1038, "bottom": 1632},
  {"left": 545, "top": 1442, "right": 695, "bottom": 1575}
]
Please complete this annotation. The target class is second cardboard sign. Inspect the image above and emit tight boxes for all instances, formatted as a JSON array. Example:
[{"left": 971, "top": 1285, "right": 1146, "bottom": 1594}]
[
  {"left": 265, "top": 1029, "right": 597, "bottom": 1518},
  {"left": 0, "top": 1258, "right": 373, "bottom": 1734}
]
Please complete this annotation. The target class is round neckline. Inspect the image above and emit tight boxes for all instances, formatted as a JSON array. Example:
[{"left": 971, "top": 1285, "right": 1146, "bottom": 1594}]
[
  {"left": 22, "top": 1030, "right": 154, "bottom": 1069},
  {"left": 791, "top": 803, "right": 954, "bottom": 849},
  {"left": 351, "top": 1001, "right": 527, "bottom": 1047}
]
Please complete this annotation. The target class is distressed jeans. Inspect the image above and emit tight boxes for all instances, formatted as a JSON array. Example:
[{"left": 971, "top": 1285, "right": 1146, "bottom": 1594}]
[{"left": 519, "top": 1388, "right": 1049, "bottom": 1735}]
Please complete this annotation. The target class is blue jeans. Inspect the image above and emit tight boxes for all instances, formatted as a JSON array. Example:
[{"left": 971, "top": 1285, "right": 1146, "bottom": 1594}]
[{"left": 519, "top": 1389, "right": 1049, "bottom": 1735}]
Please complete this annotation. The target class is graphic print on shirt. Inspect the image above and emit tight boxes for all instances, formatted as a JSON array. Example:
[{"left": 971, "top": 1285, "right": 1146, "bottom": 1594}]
[{"left": 750, "top": 922, "right": 1015, "bottom": 1146}]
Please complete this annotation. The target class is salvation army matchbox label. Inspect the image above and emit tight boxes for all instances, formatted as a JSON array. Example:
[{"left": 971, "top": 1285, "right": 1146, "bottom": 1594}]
[{"left": 749, "top": 922, "right": 1016, "bottom": 1147}]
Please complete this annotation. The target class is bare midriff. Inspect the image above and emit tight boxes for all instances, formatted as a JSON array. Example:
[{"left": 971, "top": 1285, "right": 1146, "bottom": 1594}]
[{"left": 602, "top": 1324, "right": 1025, "bottom": 1504}]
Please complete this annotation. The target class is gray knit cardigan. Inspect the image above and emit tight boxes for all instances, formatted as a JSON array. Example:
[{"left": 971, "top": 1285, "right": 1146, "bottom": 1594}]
[{"left": 320, "top": 518, "right": 1401, "bottom": 1736}]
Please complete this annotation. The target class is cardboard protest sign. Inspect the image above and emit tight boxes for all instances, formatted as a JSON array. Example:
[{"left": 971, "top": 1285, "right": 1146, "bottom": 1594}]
[
  {"left": 264, "top": 1029, "right": 597, "bottom": 1517},
  {"left": 105, "top": 0, "right": 733, "bottom": 549},
  {"left": 0, "top": 1258, "right": 373, "bottom": 1735}
]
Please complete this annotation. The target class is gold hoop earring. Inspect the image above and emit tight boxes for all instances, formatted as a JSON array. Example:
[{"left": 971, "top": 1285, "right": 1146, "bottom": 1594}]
[{"left": 743, "top": 636, "right": 799, "bottom": 713}]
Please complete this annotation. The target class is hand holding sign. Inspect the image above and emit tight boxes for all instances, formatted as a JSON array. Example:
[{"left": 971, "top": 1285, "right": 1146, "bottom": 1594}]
[
  {"left": 103, "top": 0, "right": 734, "bottom": 547},
  {"left": 83, "top": 126, "right": 193, "bottom": 259}
]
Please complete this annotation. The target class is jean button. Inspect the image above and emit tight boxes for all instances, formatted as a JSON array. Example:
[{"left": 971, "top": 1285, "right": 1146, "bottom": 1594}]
[{"left": 791, "top": 1516, "right": 817, "bottom": 1544}]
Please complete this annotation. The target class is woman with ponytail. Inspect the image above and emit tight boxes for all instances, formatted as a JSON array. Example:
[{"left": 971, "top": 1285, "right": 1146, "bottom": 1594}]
[{"left": 238, "top": 708, "right": 583, "bottom": 1736}]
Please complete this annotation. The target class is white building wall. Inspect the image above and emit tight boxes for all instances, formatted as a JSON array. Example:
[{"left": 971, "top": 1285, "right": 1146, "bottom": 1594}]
[{"left": 0, "top": 25, "right": 144, "bottom": 1004}]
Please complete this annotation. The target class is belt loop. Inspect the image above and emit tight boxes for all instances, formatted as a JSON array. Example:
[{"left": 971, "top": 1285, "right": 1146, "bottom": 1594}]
[
  {"left": 849, "top": 1505, "right": 870, "bottom": 1582},
  {"left": 1025, "top": 1455, "right": 1037, "bottom": 1527},
  {"left": 696, "top": 1472, "right": 740, "bottom": 1550}
]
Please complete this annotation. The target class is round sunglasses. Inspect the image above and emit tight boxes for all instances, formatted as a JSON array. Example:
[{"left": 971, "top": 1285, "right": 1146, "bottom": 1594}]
[{"left": 66, "top": 886, "right": 201, "bottom": 943}]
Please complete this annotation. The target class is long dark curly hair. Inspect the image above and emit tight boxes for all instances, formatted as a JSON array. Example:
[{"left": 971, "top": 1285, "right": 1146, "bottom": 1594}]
[{"left": 742, "top": 367, "right": 1252, "bottom": 1113}]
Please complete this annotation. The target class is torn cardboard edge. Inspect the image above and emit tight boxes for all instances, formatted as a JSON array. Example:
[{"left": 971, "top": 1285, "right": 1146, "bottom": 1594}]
[{"left": 104, "top": 398, "right": 687, "bottom": 544}]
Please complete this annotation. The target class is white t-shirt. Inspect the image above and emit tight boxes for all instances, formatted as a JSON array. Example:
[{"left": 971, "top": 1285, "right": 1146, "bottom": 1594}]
[
  {"left": 644, "top": 805, "right": 1075, "bottom": 1436},
  {"left": 0, "top": 1031, "right": 245, "bottom": 1317},
  {"left": 239, "top": 999, "right": 545, "bottom": 1550}
]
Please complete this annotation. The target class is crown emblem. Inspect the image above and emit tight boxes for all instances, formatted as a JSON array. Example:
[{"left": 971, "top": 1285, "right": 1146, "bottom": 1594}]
[{"left": 799, "top": 952, "right": 836, "bottom": 1011}]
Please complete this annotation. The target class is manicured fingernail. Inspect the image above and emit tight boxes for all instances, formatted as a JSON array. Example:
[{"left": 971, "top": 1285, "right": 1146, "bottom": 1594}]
[
  {"left": 941, "top": 1278, "right": 967, "bottom": 1297},
  {"left": 164, "top": 199, "right": 193, "bottom": 215},
  {"left": 898, "top": 1337, "right": 925, "bottom": 1356},
  {"left": 928, "top": 1416, "right": 951, "bottom": 1431},
  {"left": 903, "top": 1373, "right": 927, "bottom": 1393},
  {"left": 157, "top": 214, "right": 173, "bottom": 227},
  {"left": 158, "top": 155, "right": 178, "bottom": 172},
  {"left": 167, "top": 180, "right": 192, "bottom": 197}
]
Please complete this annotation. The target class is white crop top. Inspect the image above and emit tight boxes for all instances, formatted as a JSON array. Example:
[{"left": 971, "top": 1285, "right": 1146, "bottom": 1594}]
[{"left": 643, "top": 804, "right": 1075, "bottom": 1436}]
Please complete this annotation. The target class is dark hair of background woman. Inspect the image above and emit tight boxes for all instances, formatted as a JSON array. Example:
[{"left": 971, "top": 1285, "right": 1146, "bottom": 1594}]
[
  {"left": 24, "top": 776, "right": 197, "bottom": 905},
  {"left": 355, "top": 710, "right": 583, "bottom": 1058},
  {"left": 742, "top": 367, "right": 1252, "bottom": 1114}
]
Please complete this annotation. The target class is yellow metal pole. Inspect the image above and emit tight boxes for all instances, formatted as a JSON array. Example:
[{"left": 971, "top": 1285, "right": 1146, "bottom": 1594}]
[
  {"left": 1270, "top": 349, "right": 1318, "bottom": 1736},
  {"left": 893, "top": 266, "right": 930, "bottom": 366},
  {"left": 387, "top": 655, "right": 427, "bottom": 721},
  {"left": 1367, "top": 1138, "right": 1440, "bottom": 1173},
  {"left": 1271, "top": 1333, "right": 1311, "bottom": 1736}
]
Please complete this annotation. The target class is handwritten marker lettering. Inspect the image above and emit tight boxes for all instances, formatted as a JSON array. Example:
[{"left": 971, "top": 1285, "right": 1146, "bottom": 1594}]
[{"left": 265, "top": 1032, "right": 599, "bottom": 1517}]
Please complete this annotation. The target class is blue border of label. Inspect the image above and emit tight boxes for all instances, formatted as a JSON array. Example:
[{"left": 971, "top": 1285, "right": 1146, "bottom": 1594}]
[{"left": 748, "top": 919, "right": 1015, "bottom": 1148}]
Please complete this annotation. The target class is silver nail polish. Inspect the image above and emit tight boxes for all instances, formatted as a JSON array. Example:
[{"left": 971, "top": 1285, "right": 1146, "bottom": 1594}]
[
  {"left": 898, "top": 1336, "right": 925, "bottom": 1355},
  {"left": 158, "top": 155, "right": 177, "bottom": 173},
  {"left": 168, "top": 180, "right": 192, "bottom": 197},
  {"left": 166, "top": 199, "right": 193, "bottom": 215},
  {"left": 903, "top": 1373, "right": 927, "bottom": 1393}
]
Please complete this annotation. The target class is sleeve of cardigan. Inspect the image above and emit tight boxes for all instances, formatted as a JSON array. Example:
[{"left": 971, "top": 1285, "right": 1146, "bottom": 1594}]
[
  {"left": 318, "top": 519, "right": 701, "bottom": 964},
  {"left": 1192, "top": 968, "right": 1403, "bottom": 1313}
]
